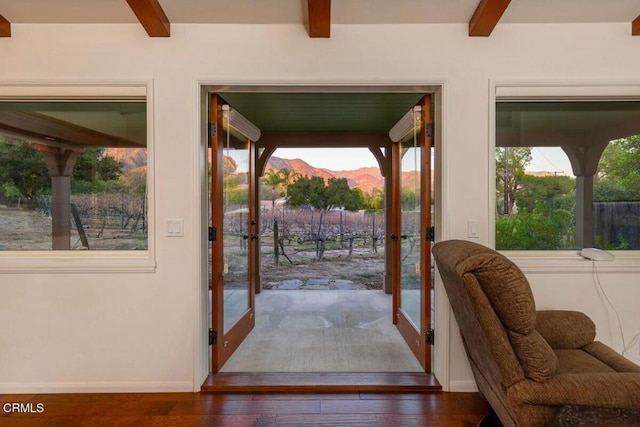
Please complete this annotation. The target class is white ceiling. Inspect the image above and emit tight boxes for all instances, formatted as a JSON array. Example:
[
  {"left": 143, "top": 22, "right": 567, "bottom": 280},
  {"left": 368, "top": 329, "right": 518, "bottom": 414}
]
[{"left": 0, "top": 0, "right": 637, "bottom": 25}]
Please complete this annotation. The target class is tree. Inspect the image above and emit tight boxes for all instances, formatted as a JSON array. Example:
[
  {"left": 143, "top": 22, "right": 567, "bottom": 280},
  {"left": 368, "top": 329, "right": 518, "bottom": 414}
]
[
  {"left": 278, "top": 168, "right": 301, "bottom": 197},
  {"left": 496, "top": 147, "right": 532, "bottom": 214},
  {"left": 363, "top": 188, "right": 384, "bottom": 212},
  {"left": 120, "top": 167, "right": 147, "bottom": 195},
  {"left": 71, "top": 147, "right": 125, "bottom": 193},
  {"left": 262, "top": 169, "right": 283, "bottom": 208},
  {"left": 0, "top": 137, "right": 50, "bottom": 204},
  {"left": 595, "top": 136, "right": 640, "bottom": 201},
  {"left": 515, "top": 174, "right": 575, "bottom": 214},
  {"left": 286, "top": 176, "right": 365, "bottom": 259}
]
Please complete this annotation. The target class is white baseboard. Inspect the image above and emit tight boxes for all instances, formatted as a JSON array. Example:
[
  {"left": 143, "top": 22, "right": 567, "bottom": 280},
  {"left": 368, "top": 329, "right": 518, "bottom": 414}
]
[
  {"left": 0, "top": 381, "right": 194, "bottom": 394},
  {"left": 448, "top": 380, "right": 478, "bottom": 392}
]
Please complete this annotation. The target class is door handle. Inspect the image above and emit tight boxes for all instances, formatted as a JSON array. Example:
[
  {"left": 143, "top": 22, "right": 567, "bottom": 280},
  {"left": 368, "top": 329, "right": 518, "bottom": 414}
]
[
  {"left": 401, "top": 234, "right": 408, "bottom": 239},
  {"left": 390, "top": 234, "right": 398, "bottom": 240},
  {"left": 242, "top": 234, "right": 249, "bottom": 240},
  {"left": 251, "top": 234, "right": 259, "bottom": 240}
]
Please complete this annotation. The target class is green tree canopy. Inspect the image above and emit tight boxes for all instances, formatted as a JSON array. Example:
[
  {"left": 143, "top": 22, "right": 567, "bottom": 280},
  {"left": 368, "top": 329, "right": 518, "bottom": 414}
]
[
  {"left": 0, "top": 137, "right": 50, "bottom": 201},
  {"left": 363, "top": 188, "right": 384, "bottom": 212},
  {"left": 496, "top": 203, "right": 575, "bottom": 250},
  {"left": 71, "top": 148, "right": 124, "bottom": 193},
  {"left": 262, "top": 169, "right": 284, "bottom": 207},
  {"left": 595, "top": 136, "right": 640, "bottom": 201},
  {"left": 515, "top": 174, "right": 575, "bottom": 213},
  {"left": 286, "top": 176, "right": 364, "bottom": 212}
]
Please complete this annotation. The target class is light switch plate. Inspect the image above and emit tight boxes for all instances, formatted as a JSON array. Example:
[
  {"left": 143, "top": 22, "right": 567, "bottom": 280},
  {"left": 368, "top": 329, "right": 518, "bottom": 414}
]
[
  {"left": 166, "top": 219, "right": 184, "bottom": 237},
  {"left": 467, "top": 219, "right": 479, "bottom": 238}
]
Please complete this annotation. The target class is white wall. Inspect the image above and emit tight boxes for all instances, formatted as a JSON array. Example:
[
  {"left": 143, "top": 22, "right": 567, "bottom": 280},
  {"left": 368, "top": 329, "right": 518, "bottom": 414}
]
[{"left": 1, "top": 22, "right": 639, "bottom": 392}]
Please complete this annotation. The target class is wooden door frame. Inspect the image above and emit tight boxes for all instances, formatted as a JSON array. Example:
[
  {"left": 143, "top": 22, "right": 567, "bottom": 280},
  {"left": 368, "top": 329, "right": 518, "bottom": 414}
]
[
  {"left": 391, "top": 95, "right": 433, "bottom": 372},
  {"left": 200, "top": 85, "right": 443, "bottom": 385},
  {"left": 209, "top": 94, "right": 256, "bottom": 373}
]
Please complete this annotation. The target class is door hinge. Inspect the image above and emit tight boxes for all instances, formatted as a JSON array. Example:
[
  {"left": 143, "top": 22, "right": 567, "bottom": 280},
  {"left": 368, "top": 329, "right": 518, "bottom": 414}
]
[
  {"left": 208, "top": 122, "right": 217, "bottom": 139},
  {"left": 426, "top": 226, "right": 435, "bottom": 242},
  {"left": 425, "top": 122, "right": 434, "bottom": 138},
  {"left": 426, "top": 329, "right": 435, "bottom": 345},
  {"left": 209, "top": 226, "right": 217, "bottom": 242},
  {"left": 209, "top": 329, "right": 217, "bottom": 345}
]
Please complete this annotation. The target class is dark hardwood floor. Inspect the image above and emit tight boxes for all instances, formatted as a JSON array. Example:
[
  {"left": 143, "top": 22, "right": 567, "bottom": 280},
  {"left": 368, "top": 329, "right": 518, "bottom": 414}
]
[{"left": 0, "top": 391, "right": 490, "bottom": 426}]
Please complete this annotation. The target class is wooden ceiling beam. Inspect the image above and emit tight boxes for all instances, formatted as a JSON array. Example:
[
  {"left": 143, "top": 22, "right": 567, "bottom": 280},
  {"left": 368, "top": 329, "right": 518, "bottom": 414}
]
[
  {"left": 469, "top": 0, "right": 511, "bottom": 37},
  {"left": 633, "top": 14, "right": 640, "bottom": 36},
  {"left": 258, "top": 132, "right": 390, "bottom": 148},
  {"left": 308, "top": 0, "right": 331, "bottom": 38},
  {"left": 0, "top": 14, "right": 11, "bottom": 37},
  {"left": 126, "top": 0, "right": 170, "bottom": 37},
  {"left": 0, "top": 111, "right": 145, "bottom": 148}
]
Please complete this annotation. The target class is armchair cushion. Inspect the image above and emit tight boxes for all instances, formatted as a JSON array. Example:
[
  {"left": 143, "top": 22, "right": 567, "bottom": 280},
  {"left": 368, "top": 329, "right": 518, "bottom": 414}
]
[
  {"left": 461, "top": 252, "right": 536, "bottom": 334},
  {"left": 509, "top": 372, "right": 640, "bottom": 409},
  {"left": 536, "top": 310, "right": 595, "bottom": 349},
  {"left": 509, "top": 329, "right": 558, "bottom": 382}
]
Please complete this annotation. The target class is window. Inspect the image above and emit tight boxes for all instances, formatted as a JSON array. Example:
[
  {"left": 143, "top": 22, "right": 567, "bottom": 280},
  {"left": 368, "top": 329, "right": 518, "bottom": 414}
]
[
  {"left": 495, "top": 101, "right": 640, "bottom": 251},
  {"left": 0, "top": 87, "right": 148, "bottom": 252}
]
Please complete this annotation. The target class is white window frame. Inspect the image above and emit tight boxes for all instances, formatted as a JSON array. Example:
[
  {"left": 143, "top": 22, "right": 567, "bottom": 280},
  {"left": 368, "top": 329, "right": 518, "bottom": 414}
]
[
  {"left": 490, "top": 80, "right": 640, "bottom": 273},
  {"left": 0, "top": 81, "right": 156, "bottom": 273}
]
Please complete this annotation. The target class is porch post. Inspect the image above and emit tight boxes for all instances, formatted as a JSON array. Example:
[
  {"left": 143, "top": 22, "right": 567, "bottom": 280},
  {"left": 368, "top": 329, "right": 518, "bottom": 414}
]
[
  {"left": 562, "top": 142, "right": 608, "bottom": 249},
  {"left": 40, "top": 147, "right": 83, "bottom": 250}
]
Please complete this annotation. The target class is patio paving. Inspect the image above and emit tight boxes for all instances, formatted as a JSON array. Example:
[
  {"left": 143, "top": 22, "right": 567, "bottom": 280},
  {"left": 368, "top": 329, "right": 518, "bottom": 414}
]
[{"left": 264, "top": 278, "right": 358, "bottom": 290}]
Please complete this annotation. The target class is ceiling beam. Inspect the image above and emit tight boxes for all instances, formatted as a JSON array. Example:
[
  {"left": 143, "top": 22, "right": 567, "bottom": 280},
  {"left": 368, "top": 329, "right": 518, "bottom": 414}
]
[
  {"left": 0, "top": 13, "right": 11, "bottom": 37},
  {"left": 0, "top": 111, "right": 145, "bottom": 148},
  {"left": 469, "top": 0, "right": 511, "bottom": 37},
  {"left": 126, "top": 0, "right": 170, "bottom": 37},
  {"left": 633, "top": 14, "right": 640, "bottom": 36},
  {"left": 258, "top": 132, "right": 390, "bottom": 148},
  {"left": 308, "top": 0, "right": 331, "bottom": 38}
]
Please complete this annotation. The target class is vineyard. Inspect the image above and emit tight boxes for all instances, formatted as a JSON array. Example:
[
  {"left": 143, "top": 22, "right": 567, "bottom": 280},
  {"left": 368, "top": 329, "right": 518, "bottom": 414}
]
[
  {"left": 0, "top": 194, "right": 147, "bottom": 251},
  {"left": 223, "top": 205, "right": 387, "bottom": 289}
]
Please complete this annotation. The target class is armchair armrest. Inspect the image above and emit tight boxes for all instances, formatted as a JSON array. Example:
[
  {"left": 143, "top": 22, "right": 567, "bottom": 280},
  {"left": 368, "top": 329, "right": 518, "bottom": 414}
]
[{"left": 536, "top": 310, "right": 595, "bottom": 349}]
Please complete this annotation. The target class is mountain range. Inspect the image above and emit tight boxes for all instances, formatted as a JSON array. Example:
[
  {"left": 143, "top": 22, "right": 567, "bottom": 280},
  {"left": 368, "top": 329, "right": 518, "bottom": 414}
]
[{"left": 266, "top": 156, "right": 384, "bottom": 195}]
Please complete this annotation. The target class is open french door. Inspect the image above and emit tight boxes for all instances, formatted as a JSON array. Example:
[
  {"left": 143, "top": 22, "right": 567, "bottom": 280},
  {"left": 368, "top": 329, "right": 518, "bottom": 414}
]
[
  {"left": 209, "top": 94, "right": 257, "bottom": 373},
  {"left": 391, "top": 95, "right": 433, "bottom": 371}
]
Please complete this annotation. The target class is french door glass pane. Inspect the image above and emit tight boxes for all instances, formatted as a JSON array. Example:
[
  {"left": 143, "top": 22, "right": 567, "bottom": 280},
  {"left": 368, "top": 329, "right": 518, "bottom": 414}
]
[
  {"left": 223, "top": 132, "right": 250, "bottom": 333},
  {"left": 400, "top": 142, "right": 421, "bottom": 329}
]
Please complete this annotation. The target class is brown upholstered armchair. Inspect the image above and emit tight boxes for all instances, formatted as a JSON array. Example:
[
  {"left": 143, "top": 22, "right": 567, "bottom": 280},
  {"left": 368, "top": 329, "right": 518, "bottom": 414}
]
[{"left": 432, "top": 239, "right": 640, "bottom": 427}]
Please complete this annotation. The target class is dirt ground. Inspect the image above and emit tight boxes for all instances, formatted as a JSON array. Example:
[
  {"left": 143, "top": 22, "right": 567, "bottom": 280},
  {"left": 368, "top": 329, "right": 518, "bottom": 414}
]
[
  {"left": 260, "top": 249, "right": 385, "bottom": 290},
  {"left": 0, "top": 206, "right": 146, "bottom": 250}
]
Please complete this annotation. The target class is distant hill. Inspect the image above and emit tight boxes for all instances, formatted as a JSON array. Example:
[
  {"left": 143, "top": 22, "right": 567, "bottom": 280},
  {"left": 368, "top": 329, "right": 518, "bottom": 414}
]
[
  {"left": 265, "top": 156, "right": 434, "bottom": 195},
  {"left": 266, "top": 156, "right": 383, "bottom": 195},
  {"left": 105, "top": 148, "right": 147, "bottom": 170}
]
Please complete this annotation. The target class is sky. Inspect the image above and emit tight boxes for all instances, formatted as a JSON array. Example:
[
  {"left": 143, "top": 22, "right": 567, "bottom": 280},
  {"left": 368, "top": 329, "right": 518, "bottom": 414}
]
[
  {"left": 526, "top": 147, "right": 574, "bottom": 176},
  {"left": 274, "top": 147, "right": 379, "bottom": 170},
  {"left": 274, "top": 146, "right": 575, "bottom": 176}
]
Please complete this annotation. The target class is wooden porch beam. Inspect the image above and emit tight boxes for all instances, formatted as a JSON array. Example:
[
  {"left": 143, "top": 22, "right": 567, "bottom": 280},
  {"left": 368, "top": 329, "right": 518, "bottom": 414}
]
[
  {"left": 469, "top": 0, "right": 511, "bottom": 37},
  {"left": 633, "top": 14, "right": 640, "bottom": 36},
  {"left": 126, "top": 0, "right": 170, "bottom": 37},
  {"left": 0, "top": 111, "right": 145, "bottom": 148},
  {"left": 308, "top": 0, "right": 331, "bottom": 38},
  {"left": 257, "top": 132, "right": 390, "bottom": 149},
  {"left": 0, "top": 14, "right": 10, "bottom": 37}
]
